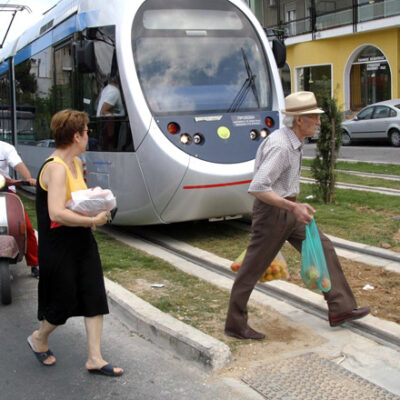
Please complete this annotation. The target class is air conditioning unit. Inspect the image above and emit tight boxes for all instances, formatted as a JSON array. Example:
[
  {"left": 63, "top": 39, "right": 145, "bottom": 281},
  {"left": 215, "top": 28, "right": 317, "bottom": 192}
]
[{"left": 269, "top": 0, "right": 276, "bottom": 7}]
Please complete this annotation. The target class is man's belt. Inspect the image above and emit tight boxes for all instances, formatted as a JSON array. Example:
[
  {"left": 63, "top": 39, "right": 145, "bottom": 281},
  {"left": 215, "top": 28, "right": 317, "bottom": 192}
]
[{"left": 285, "top": 196, "right": 297, "bottom": 202}]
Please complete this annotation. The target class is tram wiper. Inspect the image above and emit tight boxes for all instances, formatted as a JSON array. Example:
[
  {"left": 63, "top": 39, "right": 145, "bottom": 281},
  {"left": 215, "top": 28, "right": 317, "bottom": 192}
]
[{"left": 228, "top": 48, "right": 260, "bottom": 112}]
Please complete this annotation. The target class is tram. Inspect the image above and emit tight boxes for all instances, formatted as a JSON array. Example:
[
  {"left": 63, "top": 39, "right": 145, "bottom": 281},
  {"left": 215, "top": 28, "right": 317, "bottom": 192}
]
[{"left": 0, "top": 0, "right": 285, "bottom": 225}]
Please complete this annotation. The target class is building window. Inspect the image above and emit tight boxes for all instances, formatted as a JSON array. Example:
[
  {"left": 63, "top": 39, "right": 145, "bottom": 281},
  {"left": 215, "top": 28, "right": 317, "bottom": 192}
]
[
  {"left": 296, "top": 64, "right": 332, "bottom": 103},
  {"left": 350, "top": 46, "right": 390, "bottom": 110},
  {"left": 285, "top": 3, "right": 297, "bottom": 36}
]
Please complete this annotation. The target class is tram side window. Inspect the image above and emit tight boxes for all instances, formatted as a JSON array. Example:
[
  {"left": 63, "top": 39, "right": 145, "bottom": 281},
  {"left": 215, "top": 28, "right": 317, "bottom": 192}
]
[
  {"left": 78, "top": 26, "right": 133, "bottom": 152},
  {"left": 0, "top": 71, "right": 12, "bottom": 143},
  {"left": 15, "top": 49, "right": 55, "bottom": 146}
]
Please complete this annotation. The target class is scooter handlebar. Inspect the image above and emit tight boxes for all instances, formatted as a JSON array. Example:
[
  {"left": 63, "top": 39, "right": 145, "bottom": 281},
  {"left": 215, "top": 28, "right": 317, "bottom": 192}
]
[{"left": 0, "top": 175, "right": 32, "bottom": 189}]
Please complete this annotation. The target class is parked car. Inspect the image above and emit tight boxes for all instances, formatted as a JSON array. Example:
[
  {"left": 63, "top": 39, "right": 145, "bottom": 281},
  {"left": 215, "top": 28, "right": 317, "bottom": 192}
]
[
  {"left": 306, "top": 126, "right": 320, "bottom": 143},
  {"left": 36, "top": 139, "right": 56, "bottom": 147},
  {"left": 341, "top": 99, "right": 400, "bottom": 147}
]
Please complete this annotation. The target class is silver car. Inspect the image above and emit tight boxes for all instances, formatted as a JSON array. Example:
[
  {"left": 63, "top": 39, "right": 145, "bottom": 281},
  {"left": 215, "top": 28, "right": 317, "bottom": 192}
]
[{"left": 341, "top": 99, "right": 400, "bottom": 147}]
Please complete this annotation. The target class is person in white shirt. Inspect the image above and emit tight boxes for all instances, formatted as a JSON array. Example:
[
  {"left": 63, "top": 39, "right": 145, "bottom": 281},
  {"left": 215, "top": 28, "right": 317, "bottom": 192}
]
[
  {"left": 96, "top": 77, "right": 125, "bottom": 117},
  {"left": 0, "top": 140, "right": 39, "bottom": 278},
  {"left": 95, "top": 75, "right": 125, "bottom": 150}
]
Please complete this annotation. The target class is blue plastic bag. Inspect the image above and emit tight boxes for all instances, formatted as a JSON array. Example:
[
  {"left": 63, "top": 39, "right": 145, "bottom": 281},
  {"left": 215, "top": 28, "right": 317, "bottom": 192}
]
[{"left": 301, "top": 219, "right": 331, "bottom": 292}]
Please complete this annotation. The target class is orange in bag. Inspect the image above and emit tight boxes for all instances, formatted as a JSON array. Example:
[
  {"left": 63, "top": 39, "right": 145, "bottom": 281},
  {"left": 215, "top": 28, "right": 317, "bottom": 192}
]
[{"left": 230, "top": 250, "right": 289, "bottom": 282}]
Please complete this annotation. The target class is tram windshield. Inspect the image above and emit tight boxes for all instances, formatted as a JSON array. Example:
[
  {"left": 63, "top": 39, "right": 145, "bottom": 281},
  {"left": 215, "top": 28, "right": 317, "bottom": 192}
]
[{"left": 132, "top": 0, "right": 272, "bottom": 115}]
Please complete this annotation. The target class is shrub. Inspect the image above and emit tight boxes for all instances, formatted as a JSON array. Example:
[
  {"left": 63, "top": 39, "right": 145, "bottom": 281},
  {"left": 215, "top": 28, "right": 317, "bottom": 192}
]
[{"left": 311, "top": 96, "right": 343, "bottom": 203}]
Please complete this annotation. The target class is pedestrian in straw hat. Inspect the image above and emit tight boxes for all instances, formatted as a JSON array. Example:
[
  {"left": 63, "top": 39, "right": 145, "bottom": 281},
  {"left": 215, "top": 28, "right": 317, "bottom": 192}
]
[{"left": 225, "top": 91, "right": 370, "bottom": 340}]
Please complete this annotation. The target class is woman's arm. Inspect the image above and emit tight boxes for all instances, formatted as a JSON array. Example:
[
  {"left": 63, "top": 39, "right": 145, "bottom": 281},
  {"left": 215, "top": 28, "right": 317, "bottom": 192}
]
[{"left": 44, "top": 162, "right": 108, "bottom": 228}]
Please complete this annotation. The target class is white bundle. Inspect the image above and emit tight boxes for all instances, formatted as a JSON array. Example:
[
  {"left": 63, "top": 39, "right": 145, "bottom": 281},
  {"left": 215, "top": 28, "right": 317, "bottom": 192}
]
[{"left": 66, "top": 187, "right": 116, "bottom": 217}]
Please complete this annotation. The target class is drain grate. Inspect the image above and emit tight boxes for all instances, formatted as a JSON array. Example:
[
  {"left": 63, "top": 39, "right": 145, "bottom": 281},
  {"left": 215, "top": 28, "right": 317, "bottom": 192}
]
[{"left": 242, "top": 353, "right": 399, "bottom": 400}]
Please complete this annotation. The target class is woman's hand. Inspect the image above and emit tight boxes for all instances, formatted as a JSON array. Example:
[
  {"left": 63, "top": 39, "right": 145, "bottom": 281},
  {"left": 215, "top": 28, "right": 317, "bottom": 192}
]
[{"left": 91, "top": 210, "right": 109, "bottom": 230}]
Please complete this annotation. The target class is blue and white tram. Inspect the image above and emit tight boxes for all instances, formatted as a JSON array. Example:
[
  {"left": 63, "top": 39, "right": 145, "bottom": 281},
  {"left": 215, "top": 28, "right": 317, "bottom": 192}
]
[{"left": 0, "top": 0, "right": 285, "bottom": 225}]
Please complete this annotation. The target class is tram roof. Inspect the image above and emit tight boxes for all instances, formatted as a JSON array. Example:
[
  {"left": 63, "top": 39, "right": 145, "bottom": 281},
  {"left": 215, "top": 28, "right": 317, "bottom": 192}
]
[
  {"left": 0, "top": 0, "right": 129, "bottom": 63},
  {"left": 0, "top": 0, "right": 257, "bottom": 66}
]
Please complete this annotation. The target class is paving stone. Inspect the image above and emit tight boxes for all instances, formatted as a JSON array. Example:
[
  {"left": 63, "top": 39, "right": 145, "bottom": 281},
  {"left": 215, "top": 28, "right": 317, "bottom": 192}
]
[{"left": 242, "top": 353, "right": 400, "bottom": 400}]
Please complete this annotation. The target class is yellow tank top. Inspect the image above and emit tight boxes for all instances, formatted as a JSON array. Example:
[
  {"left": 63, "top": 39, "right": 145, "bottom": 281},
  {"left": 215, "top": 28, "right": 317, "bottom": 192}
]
[{"left": 39, "top": 156, "right": 87, "bottom": 201}]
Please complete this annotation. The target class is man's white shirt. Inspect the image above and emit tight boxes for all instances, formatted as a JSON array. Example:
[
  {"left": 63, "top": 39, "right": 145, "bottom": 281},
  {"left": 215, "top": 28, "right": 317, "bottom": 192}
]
[{"left": 0, "top": 141, "right": 22, "bottom": 179}]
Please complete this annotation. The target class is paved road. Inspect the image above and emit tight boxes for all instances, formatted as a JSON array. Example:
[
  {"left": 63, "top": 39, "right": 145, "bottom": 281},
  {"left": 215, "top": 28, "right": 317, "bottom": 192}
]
[
  {"left": 0, "top": 263, "right": 257, "bottom": 400},
  {"left": 303, "top": 142, "right": 400, "bottom": 164}
]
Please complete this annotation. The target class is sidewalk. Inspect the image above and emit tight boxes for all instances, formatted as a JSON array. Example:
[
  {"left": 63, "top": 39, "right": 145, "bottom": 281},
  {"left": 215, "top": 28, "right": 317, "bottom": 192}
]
[{"left": 103, "top": 226, "right": 400, "bottom": 398}]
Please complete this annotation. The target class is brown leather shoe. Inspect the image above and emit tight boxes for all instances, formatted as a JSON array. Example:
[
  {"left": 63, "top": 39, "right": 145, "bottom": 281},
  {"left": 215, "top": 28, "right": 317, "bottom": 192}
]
[
  {"left": 329, "top": 307, "right": 370, "bottom": 327},
  {"left": 225, "top": 326, "right": 265, "bottom": 340}
]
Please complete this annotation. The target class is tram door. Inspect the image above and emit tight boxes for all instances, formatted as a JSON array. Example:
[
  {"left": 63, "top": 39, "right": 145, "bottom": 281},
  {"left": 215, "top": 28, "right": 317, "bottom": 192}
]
[{"left": 54, "top": 43, "right": 74, "bottom": 110}]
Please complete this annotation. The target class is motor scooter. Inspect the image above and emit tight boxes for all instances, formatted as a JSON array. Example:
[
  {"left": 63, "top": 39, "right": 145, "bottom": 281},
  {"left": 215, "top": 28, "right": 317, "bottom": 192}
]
[{"left": 0, "top": 174, "right": 30, "bottom": 305}]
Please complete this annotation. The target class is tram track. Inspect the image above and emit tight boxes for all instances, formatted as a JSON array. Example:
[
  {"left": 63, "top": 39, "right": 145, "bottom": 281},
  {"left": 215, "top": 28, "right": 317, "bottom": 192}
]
[
  {"left": 302, "top": 166, "right": 400, "bottom": 181},
  {"left": 109, "top": 225, "right": 400, "bottom": 351},
  {"left": 300, "top": 176, "right": 400, "bottom": 196}
]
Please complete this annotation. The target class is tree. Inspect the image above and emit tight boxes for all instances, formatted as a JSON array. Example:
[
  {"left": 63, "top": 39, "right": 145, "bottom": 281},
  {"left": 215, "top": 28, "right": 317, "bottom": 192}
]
[{"left": 311, "top": 96, "right": 343, "bottom": 203}]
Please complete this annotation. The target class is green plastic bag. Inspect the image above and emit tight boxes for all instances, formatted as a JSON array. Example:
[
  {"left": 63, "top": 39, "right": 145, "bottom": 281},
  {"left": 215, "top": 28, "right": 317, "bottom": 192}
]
[{"left": 301, "top": 219, "right": 331, "bottom": 292}]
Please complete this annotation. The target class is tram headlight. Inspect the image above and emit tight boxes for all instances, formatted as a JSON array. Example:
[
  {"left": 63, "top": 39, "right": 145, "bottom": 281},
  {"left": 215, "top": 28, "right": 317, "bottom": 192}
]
[
  {"left": 260, "top": 129, "right": 269, "bottom": 138},
  {"left": 180, "top": 133, "right": 191, "bottom": 144},
  {"left": 193, "top": 133, "right": 203, "bottom": 144},
  {"left": 250, "top": 130, "right": 259, "bottom": 140},
  {"left": 167, "top": 122, "right": 180, "bottom": 134},
  {"left": 265, "top": 117, "right": 274, "bottom": 128}
]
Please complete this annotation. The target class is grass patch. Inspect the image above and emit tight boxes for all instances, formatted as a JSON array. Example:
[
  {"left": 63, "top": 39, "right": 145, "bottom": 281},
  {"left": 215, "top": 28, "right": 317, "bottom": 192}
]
[
  {"left": 298, "top": 184, "right": 400, "bottom": 250},
  {"left": 301, "top": 169, "right": 400, "bottom": 190},
  {"left": 302, "top": 158, "right": 400, "bottom": 176}
]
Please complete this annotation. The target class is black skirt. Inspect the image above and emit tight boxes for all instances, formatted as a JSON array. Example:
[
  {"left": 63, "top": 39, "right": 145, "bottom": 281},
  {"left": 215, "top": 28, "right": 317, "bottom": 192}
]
[{"left": 36, "top": 160, "right": 109, "bottom": 325}]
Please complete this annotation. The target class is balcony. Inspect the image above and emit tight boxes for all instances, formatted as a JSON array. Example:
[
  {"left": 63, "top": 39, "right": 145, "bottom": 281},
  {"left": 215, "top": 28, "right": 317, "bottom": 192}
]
[{"left": 265, "top": 0, "right": 400, "bottom": 40}]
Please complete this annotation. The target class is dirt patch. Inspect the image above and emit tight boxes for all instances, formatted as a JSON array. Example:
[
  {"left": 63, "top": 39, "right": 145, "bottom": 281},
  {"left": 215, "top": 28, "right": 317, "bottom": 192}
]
[
  {"left": 110, "top": 268, "right": 326, "bottom": 377},
  {"left": 287, "top": 256, "right": 400, "bottom": 324},
  {"left": 219, "top": 309, "right": 326, "bottom": 379}
]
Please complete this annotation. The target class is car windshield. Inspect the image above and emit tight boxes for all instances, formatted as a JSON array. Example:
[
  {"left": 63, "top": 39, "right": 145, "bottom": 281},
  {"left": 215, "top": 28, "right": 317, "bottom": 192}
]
[{"left": 395, "top": 104, "right": 400, "bottom": 110}]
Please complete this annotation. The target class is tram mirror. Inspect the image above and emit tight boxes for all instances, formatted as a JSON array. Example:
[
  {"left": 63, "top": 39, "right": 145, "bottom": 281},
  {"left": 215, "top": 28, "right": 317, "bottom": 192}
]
[
  {"left": 74, "top": 40, "right": 96, "bottom": 73},
  {"left": 272, "top": 39, "right": 286, "bottom": 69}
]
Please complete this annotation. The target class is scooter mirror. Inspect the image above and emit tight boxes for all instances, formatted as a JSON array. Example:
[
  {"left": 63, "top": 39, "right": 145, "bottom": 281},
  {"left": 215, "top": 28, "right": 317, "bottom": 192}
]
[{"left": 0, "top": 175, "right": 5, "bottom": 190}]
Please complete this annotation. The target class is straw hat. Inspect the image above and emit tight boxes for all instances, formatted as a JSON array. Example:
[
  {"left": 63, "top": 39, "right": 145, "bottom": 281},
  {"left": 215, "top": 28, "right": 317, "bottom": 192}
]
[{"left": 281, "top": 91, "right": 324, "bottom": 115}]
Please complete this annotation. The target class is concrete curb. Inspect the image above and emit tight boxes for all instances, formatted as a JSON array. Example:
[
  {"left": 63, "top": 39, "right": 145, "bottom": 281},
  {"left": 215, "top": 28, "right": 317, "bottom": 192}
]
[{"left": 104, "top": 278, "right": 232, "bottom": 371}]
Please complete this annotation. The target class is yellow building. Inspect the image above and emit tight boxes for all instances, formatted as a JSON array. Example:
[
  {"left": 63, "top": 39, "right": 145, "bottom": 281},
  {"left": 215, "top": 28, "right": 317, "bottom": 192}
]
[{"left": 246, "top": 0, "right": 400, "bottom": 113}]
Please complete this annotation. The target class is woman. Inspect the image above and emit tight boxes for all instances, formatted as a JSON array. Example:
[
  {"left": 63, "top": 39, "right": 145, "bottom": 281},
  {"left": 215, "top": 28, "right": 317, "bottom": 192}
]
[{"left": 27, "top": 109, "right": 123, "bottom": 377}]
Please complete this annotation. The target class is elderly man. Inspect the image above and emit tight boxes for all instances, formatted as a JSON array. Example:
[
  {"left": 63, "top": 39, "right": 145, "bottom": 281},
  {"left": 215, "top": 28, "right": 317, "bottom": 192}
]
[
  {"left": 225, "top": 91, "right": 370, "bottom": 340},
  {"left": 0, "top": 140, "right": 39, "bottom": 278}
]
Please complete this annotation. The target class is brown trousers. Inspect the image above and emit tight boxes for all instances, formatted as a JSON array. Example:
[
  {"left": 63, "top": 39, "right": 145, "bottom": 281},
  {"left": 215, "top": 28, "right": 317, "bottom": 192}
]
[{"left": 225, "top": 199, "right": 357, "bottom": 332}]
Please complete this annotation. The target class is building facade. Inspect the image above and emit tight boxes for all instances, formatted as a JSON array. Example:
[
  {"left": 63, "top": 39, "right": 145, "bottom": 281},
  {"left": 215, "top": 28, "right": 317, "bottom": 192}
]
[{"left": 246, "top": 0, "right": 400, "bottom": 113}]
